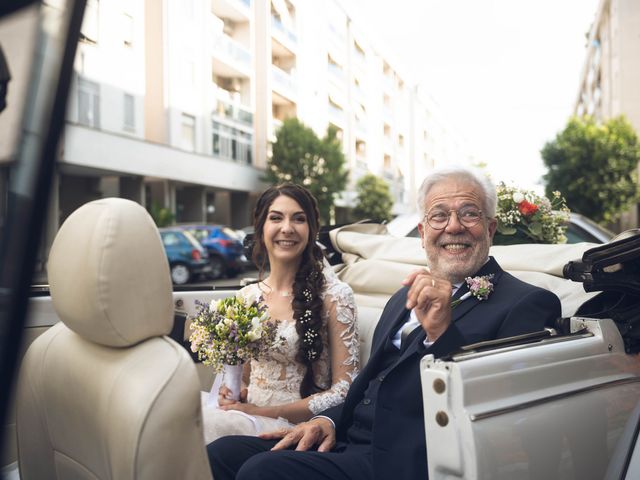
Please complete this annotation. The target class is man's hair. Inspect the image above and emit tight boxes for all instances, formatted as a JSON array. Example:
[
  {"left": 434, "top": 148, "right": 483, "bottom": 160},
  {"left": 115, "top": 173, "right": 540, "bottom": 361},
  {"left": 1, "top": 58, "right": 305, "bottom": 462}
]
[{"left": 416, "top": 165, "right": 496, "bottom": 218}]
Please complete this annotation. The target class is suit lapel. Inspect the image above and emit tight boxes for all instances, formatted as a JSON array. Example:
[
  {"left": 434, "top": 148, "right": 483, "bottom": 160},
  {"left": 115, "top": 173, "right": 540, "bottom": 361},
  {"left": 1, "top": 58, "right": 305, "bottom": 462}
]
[{"left": 452, "top": 257, "right": 503, "bottom": 323}]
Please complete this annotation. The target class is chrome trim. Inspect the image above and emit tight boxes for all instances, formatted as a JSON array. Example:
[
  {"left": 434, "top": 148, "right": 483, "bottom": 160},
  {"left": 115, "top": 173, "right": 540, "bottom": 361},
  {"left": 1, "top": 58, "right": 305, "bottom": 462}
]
[
  {"left": 451, "top": 331, "right": 595, "bottom": 362},
  {"left": 469, "top": 377, "right": 640, "bottom": 421}
]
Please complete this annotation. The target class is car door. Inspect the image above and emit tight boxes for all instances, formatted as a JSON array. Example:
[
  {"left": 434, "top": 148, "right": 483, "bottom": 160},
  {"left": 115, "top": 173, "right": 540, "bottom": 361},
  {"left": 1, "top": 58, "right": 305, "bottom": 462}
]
[{"left": 0, "top": 0, "right": 87, "bottom": 466}]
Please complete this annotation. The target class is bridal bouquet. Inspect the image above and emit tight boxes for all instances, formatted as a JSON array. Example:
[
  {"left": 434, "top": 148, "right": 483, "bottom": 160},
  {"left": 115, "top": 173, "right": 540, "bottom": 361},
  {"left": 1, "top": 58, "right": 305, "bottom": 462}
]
[
  {"left": 189, "top": 293, "right": 279, "bottom": 371},
  {"left": 495, "top": 182, "right": 570, "bottom": 244}
]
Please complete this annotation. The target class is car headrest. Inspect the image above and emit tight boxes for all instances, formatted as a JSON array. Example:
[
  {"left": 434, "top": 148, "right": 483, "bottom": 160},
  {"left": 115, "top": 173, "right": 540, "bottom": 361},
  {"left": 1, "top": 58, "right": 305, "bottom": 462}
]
[{"left": 47, "top": 198, "right": 173, "bottom": 347}]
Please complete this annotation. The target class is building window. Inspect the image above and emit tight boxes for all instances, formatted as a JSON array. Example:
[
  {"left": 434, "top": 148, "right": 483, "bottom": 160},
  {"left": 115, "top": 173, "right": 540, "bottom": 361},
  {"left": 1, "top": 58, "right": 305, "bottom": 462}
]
[
  {"left": 181, "top": 114, "right": 196, "bottom": 152},
  {"left": 123, "top": 93, "right": 135, "bottom": 131},
  {"left": 80, "top": 0, "right": 99, "bottom": 44},
  {"left": 77, "top": 77, "right": 100, "bottom": 127},
  {"left": 212, "top": 121, "right": 252, "bottom": 165}
]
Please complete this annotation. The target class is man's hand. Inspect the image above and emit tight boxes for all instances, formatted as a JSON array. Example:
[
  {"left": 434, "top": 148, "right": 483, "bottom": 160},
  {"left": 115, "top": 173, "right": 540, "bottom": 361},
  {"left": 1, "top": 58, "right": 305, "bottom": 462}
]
[
  {"left": 258, "top": 417, "right": 336, "bottom": 452},
  {"left": 402, "top": 268, "right": 452, "bottom": 343}
]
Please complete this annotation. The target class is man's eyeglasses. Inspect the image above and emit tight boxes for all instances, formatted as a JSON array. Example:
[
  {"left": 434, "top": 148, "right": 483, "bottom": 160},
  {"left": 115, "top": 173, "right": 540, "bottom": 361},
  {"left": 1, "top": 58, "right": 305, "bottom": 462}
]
[{"left": 424, "top": 207, "right": 483, "bottom": 230}]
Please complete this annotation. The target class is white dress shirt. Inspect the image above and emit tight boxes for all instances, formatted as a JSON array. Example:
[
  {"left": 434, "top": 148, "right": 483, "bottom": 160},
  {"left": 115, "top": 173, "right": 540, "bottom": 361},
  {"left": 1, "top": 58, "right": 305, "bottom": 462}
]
[{"left": 390, "top": 282, "right": 462, "bottom": 349}]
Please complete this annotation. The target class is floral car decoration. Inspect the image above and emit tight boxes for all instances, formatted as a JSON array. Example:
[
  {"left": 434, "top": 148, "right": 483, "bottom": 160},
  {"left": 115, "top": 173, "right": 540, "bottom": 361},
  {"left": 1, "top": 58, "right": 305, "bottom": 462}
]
[
  {"left": 189, "top": 293, "right": 279, "bottom": 372},
  {"left": 495, "top": 182, "right": 570, "bottom": 244}
]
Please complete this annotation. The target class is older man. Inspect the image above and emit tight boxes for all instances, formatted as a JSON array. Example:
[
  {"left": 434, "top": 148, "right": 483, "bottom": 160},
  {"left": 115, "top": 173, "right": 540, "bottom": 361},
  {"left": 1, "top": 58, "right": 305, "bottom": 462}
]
[{"left": 207, "top": 166, "right": 561, "bottom": 480}]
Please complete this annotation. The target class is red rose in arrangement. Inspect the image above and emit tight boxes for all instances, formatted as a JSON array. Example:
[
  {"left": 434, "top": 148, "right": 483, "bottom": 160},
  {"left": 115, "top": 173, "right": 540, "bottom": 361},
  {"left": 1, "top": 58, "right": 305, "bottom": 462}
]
[{"left": 518, "top": 200, "right": 539, "bottom": 217}]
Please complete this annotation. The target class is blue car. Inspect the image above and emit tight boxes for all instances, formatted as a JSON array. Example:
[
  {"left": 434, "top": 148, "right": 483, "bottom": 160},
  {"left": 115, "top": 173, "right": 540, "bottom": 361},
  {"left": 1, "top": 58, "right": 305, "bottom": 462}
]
[
  {"left": 179, "top": 225, "right": 249, "bottom": 279},
  {"left": 159, "top": 228, "right": 212, "bottom": 285}
]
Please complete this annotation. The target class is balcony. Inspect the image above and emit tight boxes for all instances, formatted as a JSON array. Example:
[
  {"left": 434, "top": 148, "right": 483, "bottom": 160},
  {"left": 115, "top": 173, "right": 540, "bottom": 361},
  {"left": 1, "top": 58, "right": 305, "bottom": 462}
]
[
  {"left": 328, "top": 22, "right": 347, "bottom": 43},
  {"left": 353, "top": 83, "right": 366, "bottom": 104},
  {"left": 382, "top": 74, "right": 395, "bottom": 92},
  {"left": 212, "top": 0, "right": 252, "bottom": 20},
  {"left": 272, "top": 65, "right": 297, "bottom": 101},
  {"left": 212, "top": 32, "right": 252, "bottom": 77},
  {"left": 382, "top": 104, "right": 393, "bottom": 123},
  {"left": 271, "top": 15, "right": 297, "bottom": 49},
  {"left": 353, "top": 45, "right": 366, "bottom": 66},
  {"left": 328, "top": 102, "right": 345, "bottom": 126},
  {"left": 212, "top": 92, "right": 254, "bottom": 130},
  {"left": 355, "top": 119, "right": 367, "bottom": 139},
  {"left": 328, "top": 61, "right": 346, "bottom": 84}
]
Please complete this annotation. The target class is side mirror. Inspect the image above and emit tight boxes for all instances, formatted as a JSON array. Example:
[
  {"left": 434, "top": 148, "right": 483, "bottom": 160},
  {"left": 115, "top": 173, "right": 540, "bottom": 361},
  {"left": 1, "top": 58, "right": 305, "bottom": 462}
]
[{"left": 564, "top": 230, "right": 640, "bottom": 353}]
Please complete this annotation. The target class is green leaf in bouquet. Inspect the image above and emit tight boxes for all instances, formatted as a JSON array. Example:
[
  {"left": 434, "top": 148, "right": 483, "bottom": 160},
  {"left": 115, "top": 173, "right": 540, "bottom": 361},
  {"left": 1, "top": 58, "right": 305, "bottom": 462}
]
[
  {"left": 528, "top": 222, "right": 543, "bottom": 236},
  {"left": 497, "top": 224, "right": 517, "bottom": 235}
]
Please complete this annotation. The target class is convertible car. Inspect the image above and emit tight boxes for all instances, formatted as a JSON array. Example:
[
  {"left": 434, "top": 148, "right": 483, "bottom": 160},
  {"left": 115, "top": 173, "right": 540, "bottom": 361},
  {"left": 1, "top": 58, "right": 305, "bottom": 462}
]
[
  {"left": 2, "top": 1, "right": 640, "bottom": 479},
  {"left": 3, "top": 208, "right": 640, "bottom": 479}
]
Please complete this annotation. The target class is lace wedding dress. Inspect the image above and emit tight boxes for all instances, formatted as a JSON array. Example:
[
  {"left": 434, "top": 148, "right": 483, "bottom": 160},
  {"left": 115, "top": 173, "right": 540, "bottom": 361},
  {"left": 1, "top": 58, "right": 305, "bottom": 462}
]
[{"left": 201, "top": 266, "right": 360, "bottom": 444}]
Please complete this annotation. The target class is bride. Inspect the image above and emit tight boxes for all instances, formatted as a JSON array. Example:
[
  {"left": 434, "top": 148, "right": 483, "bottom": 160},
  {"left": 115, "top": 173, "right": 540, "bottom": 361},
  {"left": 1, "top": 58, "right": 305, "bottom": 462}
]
[{"left": 201, "top": 183, "right": 359, "bottom": 443}]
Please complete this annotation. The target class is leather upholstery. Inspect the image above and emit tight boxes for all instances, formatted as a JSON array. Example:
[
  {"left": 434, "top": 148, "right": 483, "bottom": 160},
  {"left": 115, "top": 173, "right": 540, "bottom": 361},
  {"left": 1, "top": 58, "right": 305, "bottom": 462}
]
[
  {"left": 47, "top": 198, "right": 173, "bottom": 347},
  {"left": 16, "top": 198, "right": 212, "bottom": 479}
]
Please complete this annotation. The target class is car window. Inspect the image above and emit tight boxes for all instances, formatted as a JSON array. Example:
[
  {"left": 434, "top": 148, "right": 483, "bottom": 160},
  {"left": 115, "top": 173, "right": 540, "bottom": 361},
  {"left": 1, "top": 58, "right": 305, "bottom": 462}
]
[
  {"left": 182, "top": 230, "right": 202, "bottom": 249},
  {"left": 161, "top": 232, "right": 180, "bottom": 246},
  {"left": 565, "top": 223, "right": 601, "bottom": 244},
  {"left": 222, "top": 227, "right": 240, "bottom": 240},
  {"left": 188, "top": 228, "right": 209, "bottom": 242}
]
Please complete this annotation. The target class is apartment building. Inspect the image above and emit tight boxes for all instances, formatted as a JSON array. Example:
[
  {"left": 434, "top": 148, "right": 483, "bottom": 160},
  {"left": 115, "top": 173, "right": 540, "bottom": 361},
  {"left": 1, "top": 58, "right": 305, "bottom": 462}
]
[
  {"left": 0, "top": 0, "right": 470, "bottom": 275},
  {"left": 574, "top": 0, "right": 640, "bottom": 229}
]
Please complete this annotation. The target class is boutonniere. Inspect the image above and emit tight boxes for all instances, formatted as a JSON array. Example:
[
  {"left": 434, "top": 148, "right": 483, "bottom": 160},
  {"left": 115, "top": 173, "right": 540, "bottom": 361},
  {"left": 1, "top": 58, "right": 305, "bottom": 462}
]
[{"left": 451, "top": 274, "right": 495, "bottom": 308}]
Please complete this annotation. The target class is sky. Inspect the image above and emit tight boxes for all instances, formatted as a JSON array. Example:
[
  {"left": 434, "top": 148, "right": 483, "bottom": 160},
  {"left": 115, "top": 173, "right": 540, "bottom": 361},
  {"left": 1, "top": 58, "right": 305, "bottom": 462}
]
[{"left": 340, "top": 0, "right": 600, "bottom": 192}]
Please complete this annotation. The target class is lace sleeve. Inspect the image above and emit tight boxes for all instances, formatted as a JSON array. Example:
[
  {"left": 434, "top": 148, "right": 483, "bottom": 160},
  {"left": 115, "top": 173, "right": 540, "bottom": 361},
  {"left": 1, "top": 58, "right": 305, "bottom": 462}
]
[{"left": 308, "top": 267, "right": 360, "bottom": 414}]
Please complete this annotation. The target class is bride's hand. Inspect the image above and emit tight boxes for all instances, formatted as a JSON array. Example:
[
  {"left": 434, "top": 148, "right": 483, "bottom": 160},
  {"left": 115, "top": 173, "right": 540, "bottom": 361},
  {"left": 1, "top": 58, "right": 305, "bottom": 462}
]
[
  {"left": 218, "top": 401, "right": 264, "bottom": 416},
  {"left": 218, "top": 385, "right": 248, "bottom": 406}
]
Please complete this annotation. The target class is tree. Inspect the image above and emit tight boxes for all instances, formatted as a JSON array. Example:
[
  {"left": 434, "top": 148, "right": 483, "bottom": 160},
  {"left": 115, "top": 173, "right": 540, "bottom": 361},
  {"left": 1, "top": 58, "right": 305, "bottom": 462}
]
[
  {"left": 265, "top": 118, "right": 348, "bottom": 223},
  {"left": 353, "top": 173, "right": 394, "bottom": 223},
  {"left": 148, "top": 202, "right": 174, "bottom": 227},
  {"left": 542, "top": 115, "right": 640, "bottom": 223}
]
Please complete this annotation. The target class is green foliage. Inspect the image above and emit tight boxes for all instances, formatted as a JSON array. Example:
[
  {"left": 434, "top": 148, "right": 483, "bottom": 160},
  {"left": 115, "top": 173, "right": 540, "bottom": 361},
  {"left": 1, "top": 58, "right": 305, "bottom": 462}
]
[
  {"left": 542, "top": 115, "right": 640, "bottom": 223},
  {"left": 148, "top": 202, "right": 175, "bottom": 227},
  {"left": 265, "top": 118, "right": 348, "bottom": 223},
  {"left": 353, "top": 173, "right": 394, "bottom": 223}
]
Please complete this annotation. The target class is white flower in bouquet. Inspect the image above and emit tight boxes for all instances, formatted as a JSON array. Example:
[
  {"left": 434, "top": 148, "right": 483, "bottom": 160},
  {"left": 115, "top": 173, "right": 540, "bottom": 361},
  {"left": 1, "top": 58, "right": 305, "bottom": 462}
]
[
  {"left": 512, "top": 191, "right": 524, "bottom": 204},
  {"left": 189, "top": 294, "right": 280, "bottom": 372}
]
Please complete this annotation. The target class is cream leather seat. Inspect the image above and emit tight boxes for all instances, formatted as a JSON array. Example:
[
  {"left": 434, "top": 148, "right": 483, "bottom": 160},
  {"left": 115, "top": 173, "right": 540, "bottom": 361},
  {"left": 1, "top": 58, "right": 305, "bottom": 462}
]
[{"left": 16, "top": 198, "right": 212, "bottom": 480}]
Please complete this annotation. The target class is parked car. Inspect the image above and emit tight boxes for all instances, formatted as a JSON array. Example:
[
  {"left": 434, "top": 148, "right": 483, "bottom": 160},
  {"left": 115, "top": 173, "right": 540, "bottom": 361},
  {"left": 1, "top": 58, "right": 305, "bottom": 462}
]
[
  {"left": 159, "top": 228, "right": 212, "bottom": 285},
  {"left": 178, "top": 225, "right": 249, "bottom": 279},
  {"left": 386, "top": 211, "right": 615, "bottom": 244}
]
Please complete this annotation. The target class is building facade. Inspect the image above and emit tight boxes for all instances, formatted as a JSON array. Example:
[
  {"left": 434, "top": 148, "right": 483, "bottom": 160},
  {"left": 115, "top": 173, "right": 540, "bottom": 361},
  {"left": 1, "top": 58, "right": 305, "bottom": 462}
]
[
  {"left": 574, "top": 0, "right": 640, "bottom": 230},
  {"left": 0, "top": 0, "right": 471, "bottom": 277}
]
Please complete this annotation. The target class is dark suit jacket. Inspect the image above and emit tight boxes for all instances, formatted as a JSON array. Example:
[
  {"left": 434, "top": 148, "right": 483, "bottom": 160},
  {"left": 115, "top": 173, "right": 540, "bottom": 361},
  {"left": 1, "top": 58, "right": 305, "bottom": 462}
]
[{"left": 321, "top": 257, "right": 561, "bottom": 480}]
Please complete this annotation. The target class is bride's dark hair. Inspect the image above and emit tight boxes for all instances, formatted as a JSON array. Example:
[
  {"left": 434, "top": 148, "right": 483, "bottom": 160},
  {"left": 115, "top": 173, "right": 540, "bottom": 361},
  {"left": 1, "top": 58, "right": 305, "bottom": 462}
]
[{"left": 252, "top": 183, "right": 326, "bottom": 398}]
